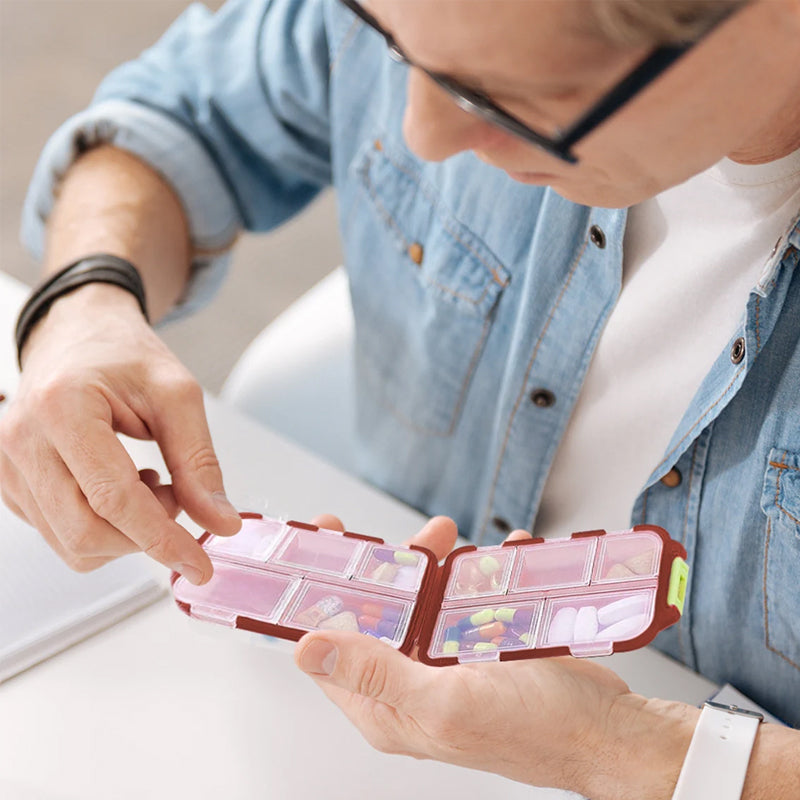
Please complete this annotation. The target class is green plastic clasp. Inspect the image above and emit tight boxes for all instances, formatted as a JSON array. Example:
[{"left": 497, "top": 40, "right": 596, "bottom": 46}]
[{"left": 667, "top": 557, "right": 689, "bottom": 615}]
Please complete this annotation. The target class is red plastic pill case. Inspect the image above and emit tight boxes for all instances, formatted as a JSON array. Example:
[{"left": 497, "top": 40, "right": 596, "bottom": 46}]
[{"left": 171, "top": 513, "right": 689, "bottom": 664}]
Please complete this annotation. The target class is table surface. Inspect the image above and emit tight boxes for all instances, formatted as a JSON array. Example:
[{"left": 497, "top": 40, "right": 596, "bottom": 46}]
[{"left": 0, "top": 271, "right": 716, "bottom": 800}]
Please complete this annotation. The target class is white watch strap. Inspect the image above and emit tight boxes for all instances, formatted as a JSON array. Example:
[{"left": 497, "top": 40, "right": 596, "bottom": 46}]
[{"left": 672, "top": 701, "right": 763, "bottom": 800}]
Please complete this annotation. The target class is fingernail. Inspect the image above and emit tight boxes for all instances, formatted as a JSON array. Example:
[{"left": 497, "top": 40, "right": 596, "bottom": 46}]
[
  {"left": 212, "top": 491, "right": 240, "bottom": 519},
  {"left": 177, "top": 563, "right": 204, "bottom": 586},
  {"left": 299, "top": 639, "right": 338, "bottom": 676}
]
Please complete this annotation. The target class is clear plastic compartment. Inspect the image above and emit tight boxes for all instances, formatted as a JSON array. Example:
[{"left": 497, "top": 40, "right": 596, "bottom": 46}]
[
  {"left": 511, "top": 538, "right": 596, "bottom": 592},
  {"left": 356, "top": 543, "right": 428, "bottom": 592},
  {"left": 273, "top": 525, "right": 364, "bottom": 576},
  {"left": 443, "top": 548, "right": 514, "bottom": 599},
  {"left": 542, "top": 589, "right": 655, "bottom": 647},
  {"left": 204, "top": 516, "right": 287, "bottom": 563},
  {"left": 173, "top": 562, "right": 297, "bottom": 625},
  {"left": 428, "top": 601, "right": 542, "bottom": 658},
  {"left": 595, "top": 530, "right": 661, "bottom": 582},
  {"left": 282, "top": 582, "right": 412, "bottom": 645}
]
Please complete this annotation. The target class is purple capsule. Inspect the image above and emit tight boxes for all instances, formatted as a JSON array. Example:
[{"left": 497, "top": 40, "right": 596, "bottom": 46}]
[
  {"left": 377, "top": 619, "right": 397, "bottom": 638},
  {"left": 373, "top": 548, "right": 396, "bottom": 563}
]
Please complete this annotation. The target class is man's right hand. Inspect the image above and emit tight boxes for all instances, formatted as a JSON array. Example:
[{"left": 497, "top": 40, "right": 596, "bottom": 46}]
[{"left": 0, "top": 282, "right": 241, "bottom": 584}]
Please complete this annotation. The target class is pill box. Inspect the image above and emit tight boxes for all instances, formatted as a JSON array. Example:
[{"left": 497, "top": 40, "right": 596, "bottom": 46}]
[{"left": 171, "top": 514, "right": 689, "bottom": 664}]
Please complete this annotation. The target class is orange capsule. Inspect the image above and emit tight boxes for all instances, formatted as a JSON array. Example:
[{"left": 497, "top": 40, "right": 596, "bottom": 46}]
[{"left": 479, "top": 621, "right": 507, "bottom": 639}]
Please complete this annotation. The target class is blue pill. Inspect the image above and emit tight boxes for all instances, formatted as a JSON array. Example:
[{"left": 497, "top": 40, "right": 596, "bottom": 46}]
[{"left": 445, "top": 626, "right": 461, "bottom": 642}]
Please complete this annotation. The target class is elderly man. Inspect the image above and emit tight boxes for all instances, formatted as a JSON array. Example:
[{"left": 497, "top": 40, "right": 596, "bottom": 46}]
[{"left": 2, "top": 0, "right": 799, "bottom": 796}]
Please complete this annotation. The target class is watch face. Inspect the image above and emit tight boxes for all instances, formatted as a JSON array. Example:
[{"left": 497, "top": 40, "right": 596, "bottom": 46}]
[{"left": 704, "top": 701, "right": 765, "bottom": 721}]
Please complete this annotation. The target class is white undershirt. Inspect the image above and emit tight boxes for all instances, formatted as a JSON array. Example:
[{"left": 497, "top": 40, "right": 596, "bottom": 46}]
[{"left": 535, "top": 149, "right": 800, "bottom": 538}]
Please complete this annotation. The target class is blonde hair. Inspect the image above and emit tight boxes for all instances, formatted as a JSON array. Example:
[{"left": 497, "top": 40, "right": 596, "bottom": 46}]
[{"left": 589, "top": 0, "right": 749, "bottom": 46}]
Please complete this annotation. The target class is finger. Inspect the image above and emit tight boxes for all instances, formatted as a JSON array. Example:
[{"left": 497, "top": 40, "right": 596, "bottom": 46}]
[
  {"left": 51, "top": 412, "right": 214, "bottom": 584},
  {"left": 139, "top": 469, "right": 181, "bottom": 520},
  {"left": 505, "top": 528, "right": 533, "bottom": 543},
  {"left": 7, "top": 436, "right": 139, "bottom": 558},
  {"left": 0, "top": 454, "right": 112, "bottom": 571},
  {"left": 403, "top": 516, "right": 458, "bottom": 561},
  {"left": 146, "top": 382, "right": 241, "bottom": 537},
  {"left": 310, "top": 513, "right": 345, "bottom": 531},
  {"left": 295, "top": 630, "right": 432, "bottom": 714}
]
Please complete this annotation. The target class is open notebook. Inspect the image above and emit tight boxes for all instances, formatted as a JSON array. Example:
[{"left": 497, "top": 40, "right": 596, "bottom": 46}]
[{"left": 0, "top": 502, "right": 165, "bottom": 683}]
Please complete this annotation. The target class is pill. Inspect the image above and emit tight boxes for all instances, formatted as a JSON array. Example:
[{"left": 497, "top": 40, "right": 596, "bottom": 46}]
[
  {"left": 479, "top": 555, "right": 501, "bottom": 576},
  {"left": 548, "top": 606, "right": 577, "bottom": 644},
  {"left": 457, "top": 608, "right": 496, "bottom": 630},
  {"left": 472, "top": 642, "right": 499, "bottom": 652},
  {"left": 596, "top": 613, "right": 649, "bottom": 641},
  {"left": 460, "top": 626, "right": 484, "bottom": 642},
  {"left": 370, "top": 562, "right": 399, "bottom": 582},
  {"left": 478, "top": 621, "right": 507, "bottom": 639},
  {"left": 373, "top": 548, "right": 396, "bottom": 563},
  {"left": 295, "top": 595, "right": 344, "bottom": 627},
  {"left": 624, "top": 552, "right": 654, "bottom": 575},
  {"left": 519, "top": 632, "right": 532, "bottom": 645},
  {"left": 492, "top": 636, "right": 522, "bottom": 648},
  {"left": 394, "top": 550, "right": 420, "bottom": 566},
  {"left": 358, "top": 615, "right": 381, "bottom": 630},
  {"left": 605, "top": 563, "right": 636, "bottom": 580},
  {"left": 455, "top": 560, "right": 485, "bottom": 594},
  {"left": 445, "top": 626, "right": 462, "bottom": 642},
  {"left": 574, "top": 606, "right": 599, "bottom": 641},
  {"left": 498, "top": 607, "right": 534, "bottom": 631},
  {"left": 394, "top": 566, "right": 419, "bottom": 589},
  {"left": 597, "top": 594, "right": 651, "bottom": 626},
  {"left": 442, "top": 640, "right": 460, "bottom": 654},
  {"left": 320, "top": 611, "right": 359, "bottom": 631},
  {"left": 361, "top": 602, "right": 401, "bottom": 622},
  {"left": 377, "top": 619, "right": 398, "bottom": 638}
]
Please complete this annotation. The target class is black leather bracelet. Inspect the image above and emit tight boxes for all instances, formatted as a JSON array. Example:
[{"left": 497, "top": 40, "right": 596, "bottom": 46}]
[{"left": 15, "top": 254, "right": 150, "bottom": 369}]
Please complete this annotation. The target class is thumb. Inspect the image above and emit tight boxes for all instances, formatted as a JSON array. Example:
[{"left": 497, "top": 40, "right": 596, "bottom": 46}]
[{"left": 295, "top": 631, "right": 427, "bottom": 710}]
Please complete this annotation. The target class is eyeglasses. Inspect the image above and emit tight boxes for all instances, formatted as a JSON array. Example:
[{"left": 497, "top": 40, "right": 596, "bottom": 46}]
[{"left": 339, "top": 0, "right": 727, "bottom": 164}]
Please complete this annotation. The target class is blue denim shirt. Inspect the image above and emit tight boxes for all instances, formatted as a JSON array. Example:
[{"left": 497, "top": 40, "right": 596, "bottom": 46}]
[{"left": 22, "top": 0, "right": 800, "bottom": 724}]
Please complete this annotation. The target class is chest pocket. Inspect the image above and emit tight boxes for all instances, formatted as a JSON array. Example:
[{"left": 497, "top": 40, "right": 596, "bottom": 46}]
[
  {"left": 346, "top": 138, "right": 510, "bottom": 436},
  {"left": 760, "top": 448, "right": 800, "bottom": 671}
]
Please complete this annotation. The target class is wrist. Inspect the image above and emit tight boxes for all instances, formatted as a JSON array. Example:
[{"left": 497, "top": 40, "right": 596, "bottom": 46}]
[
  {"left": 582, "top": 694, "right": 699, "bottom": 800},
  {"left": 19, "top": 282, "right": 146, "bottom": 368}
]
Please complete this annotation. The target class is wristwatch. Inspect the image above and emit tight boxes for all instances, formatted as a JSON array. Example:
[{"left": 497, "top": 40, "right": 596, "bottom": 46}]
[{"left": 671, "top": 701, "right": 764, "bottom": 800}]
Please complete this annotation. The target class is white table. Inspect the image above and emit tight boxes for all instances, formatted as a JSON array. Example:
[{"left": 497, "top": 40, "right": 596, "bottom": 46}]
[{"left": 0, "top": 271, "right": 716, "bottom": 800}]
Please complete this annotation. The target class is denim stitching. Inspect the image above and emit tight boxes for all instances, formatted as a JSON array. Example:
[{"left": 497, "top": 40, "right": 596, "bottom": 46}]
[
  {"left": 359, "top": 155, "right": 497, "bottom": 307},
  {"left": 763, "top": 454, "right": 800, "bottom": 671},
  {"left": 767, "top": 457, "right": 800, "bottom": 526},
  {"left": 653, "top": 366, "right": 745, "bottom": 474},
  {"left": 676, "top": 440, "right": 699, "bottom": 666},
  {"left": 755, "top": 295, "right": 762, "bottom": 353},
  {"left": 379, "top": 148, "right": 509, "bottom": 288},
  {"left": 480, "top": 237, "right": 589, "bottom": 541},
  {"left": 329, "top": 18, "right": 360, "bottom": 75},
  {"left": 681, "top": 442, "right": 698, "bottom": 547}
]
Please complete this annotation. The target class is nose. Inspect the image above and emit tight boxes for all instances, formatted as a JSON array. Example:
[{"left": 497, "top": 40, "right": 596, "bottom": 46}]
[{"left": 401, "top": 69, "right": 510, "bottom": 161}]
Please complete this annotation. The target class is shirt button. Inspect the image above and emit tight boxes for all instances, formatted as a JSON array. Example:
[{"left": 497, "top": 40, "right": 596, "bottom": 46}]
[
  {"left": 492, "top": 516, "right": 512, "bottom": 534},
  {"left": 589, "top": 225, "right": 606, "bottom": 249},
  {"left": 660, "top": 467, "right": 682, "bottom": 488},
  {"left": 530, "top": 388, "right": 556, "bottom": 407},
  {"left": 730, "top": 337, "right": 745, "bottom": 365},
  {"left": 408, "top": 242, "right": 424, "bottom": 265}
]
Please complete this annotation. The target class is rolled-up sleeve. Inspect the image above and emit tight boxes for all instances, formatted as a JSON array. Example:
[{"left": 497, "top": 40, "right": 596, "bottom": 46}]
[{"left": 21, "top": 0, "right": 333, "bottom": 320}]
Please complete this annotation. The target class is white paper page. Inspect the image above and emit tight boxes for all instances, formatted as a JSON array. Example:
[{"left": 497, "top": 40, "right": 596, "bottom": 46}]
[{"left": 0, "top": 504, "right": 165, "bottom": 683}]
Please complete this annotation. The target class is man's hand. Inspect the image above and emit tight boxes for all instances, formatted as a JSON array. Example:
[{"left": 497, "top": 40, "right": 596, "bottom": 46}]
[
  {"left": 0, "top": 284, "right": 241, "bottom": 584},
  {"left": 297, "top": 515, "right": 697, "bottom": 799}
]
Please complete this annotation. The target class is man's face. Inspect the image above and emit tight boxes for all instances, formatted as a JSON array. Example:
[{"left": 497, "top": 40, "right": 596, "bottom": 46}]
[{"left": 368, "top": 0, "right": 800, "bottom": 207}]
